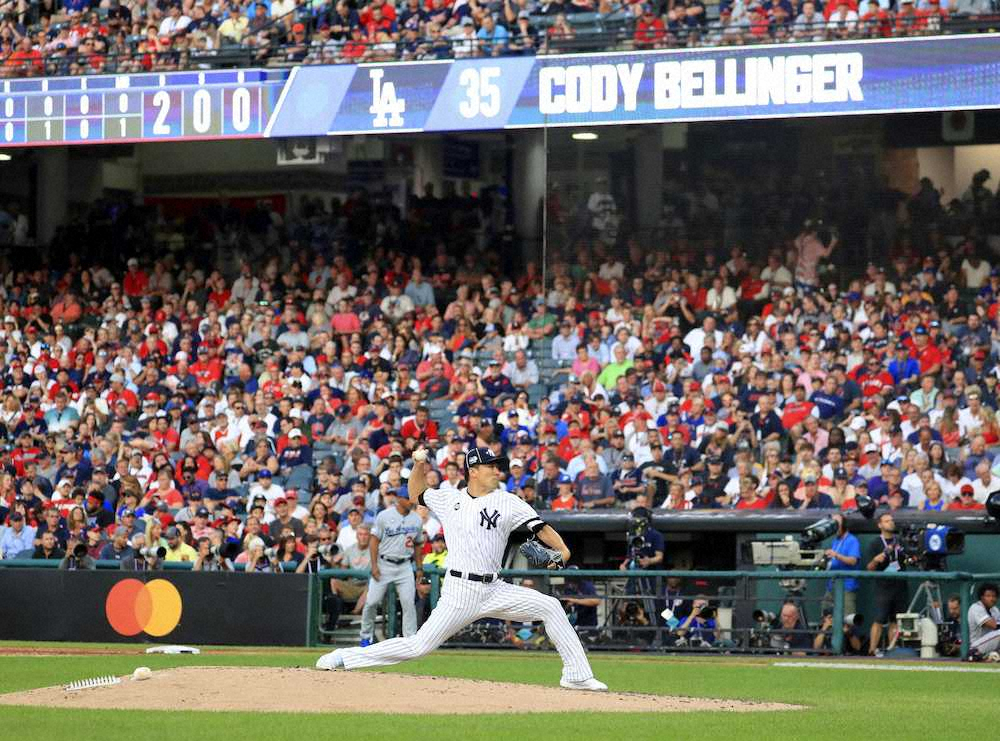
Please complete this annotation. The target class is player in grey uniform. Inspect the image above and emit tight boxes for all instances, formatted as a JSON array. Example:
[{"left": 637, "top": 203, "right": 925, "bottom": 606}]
[
  {"left": 316, "top": 446, "right": 607, "bottom": 691},
  {"left": 969, "top": 582, "right": 1000, "bottom": 658},
  {"left": 360, "top": 491, "right": 424, "bottom": 645}
]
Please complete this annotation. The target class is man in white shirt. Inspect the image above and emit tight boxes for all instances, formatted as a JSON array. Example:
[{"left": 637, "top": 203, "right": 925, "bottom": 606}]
[
  {"left": 551, "top": 321, "right": 580, "bottom": 361},
  {"left": 158, "top": 3, "right": 191, "bottom": 36}
]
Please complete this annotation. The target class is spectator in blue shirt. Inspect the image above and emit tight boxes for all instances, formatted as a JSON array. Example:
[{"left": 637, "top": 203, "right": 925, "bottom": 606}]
[
  {"left": 476, "top": 13, "right": 509, "bottom": 56},
  {"left": 822, "top": 513, "right": 861, "bottom": 618},
  {"left": 811, "top": 376, "right": 845, "bottom": 421},
  {"left": 0, "top": 513, "right": 36, "bottom": 558},
  {"left": 888, "top": 344, "right": 920, "bottom": 387}
]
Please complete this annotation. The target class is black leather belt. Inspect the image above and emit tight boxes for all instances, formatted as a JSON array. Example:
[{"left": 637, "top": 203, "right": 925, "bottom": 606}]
[
  {"left": 381, "top": 556, "right": 410, "bottom": 565},
  {"left": 450, "top": 569, "right": 495, "bottom": 583}
]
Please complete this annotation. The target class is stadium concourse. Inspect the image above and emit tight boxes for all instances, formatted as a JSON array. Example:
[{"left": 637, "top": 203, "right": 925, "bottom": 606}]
[{"left": 0, "top": 0, "right": 996, "bottom": 76}]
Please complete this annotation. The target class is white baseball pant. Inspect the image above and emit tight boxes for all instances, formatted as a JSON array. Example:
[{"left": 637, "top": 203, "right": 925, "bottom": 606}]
[
  {"left": 361, "top": 561, "right": 417, "bottom": 640},
  {"left": 339, "top": 576, "right": 595, "bottom": 682},
  {"left": 971, "top": 628, "right": 1000, "bottom": 655}
]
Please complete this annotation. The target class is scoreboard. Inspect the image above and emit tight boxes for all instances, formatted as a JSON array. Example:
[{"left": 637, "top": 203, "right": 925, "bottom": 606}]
[
  {"left": 1, "top": 34, "right": 999, "bottom": 148},
  {"left": 0, "top": 69, "right": 286, "bottom": 146}
]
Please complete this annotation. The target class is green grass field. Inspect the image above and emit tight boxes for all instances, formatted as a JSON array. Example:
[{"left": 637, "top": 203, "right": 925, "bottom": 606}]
[{"left": 1, "top": 643, "right": 997, "bottom": 740}]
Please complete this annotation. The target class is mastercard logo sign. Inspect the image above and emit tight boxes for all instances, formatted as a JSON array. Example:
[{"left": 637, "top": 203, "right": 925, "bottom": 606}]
[{"left": 105, "top": 579, "right": 183, "bottom": 637}]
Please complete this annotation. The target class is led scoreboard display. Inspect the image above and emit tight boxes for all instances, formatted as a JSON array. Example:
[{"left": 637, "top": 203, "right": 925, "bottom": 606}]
[
  {"left": 0, "top": 69, "right": 286, "bottom": 146},
  {"left": 1, "top": 34, "right": 999, "bottom": 148}
]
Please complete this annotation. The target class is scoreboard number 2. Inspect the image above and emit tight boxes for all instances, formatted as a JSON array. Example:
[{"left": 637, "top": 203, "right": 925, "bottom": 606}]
[{"left": 458, "top": 67, "right": 501, "bottom": 119}]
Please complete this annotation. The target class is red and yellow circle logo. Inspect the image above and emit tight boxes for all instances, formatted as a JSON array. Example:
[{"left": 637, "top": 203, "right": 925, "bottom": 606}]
[{"left": 105, "top": 579, "right": 183, "bottom": 637}]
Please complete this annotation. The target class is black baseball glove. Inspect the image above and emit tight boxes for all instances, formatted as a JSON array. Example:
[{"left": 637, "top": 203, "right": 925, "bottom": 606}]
[{"left": 519, "top": 539, "right": 564, "bottom": 570}]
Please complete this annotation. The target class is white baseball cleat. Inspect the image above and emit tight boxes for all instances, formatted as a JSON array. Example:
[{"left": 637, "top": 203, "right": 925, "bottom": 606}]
[
  {"left": 315, "top": 649, "right": 346, "bottom": 671},
  {"left": 560, "top": 677, "right": 608, "bottom": 691}
]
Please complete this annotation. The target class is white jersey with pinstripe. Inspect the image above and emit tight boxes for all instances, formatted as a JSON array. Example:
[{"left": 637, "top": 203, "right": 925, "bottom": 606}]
[
  {"left": 331, "top": 486, "right": 596, "bottom": 683},
  {"left": 419, "top": 486, "right": 542, "bottom": 574}
]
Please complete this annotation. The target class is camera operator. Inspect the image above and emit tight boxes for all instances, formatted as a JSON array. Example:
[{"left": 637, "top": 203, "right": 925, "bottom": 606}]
[
  {"left": 938, "top": 595, "right": 963, "bottom": 657},
  {"left": 192, "top": 536, "right": 233, "bottom": 572},
  {"left": 244, "top": 536, "right": 273, "bottom": 572},
  {"left": 296, "top": 533, "right": 338, "bottom": 574},
  {"left": 675, "top": 595, "right": 717, "bottom": 647},
  {"left": 769, "top": 602, "right": 812, "bottom": 655},
  {"left": 121, "top": 533, "right": 163, "bottom": 571},
  {"left": 617, "top": 502, "right": 665, "bottom": 571},
  {"left": 57, "top": 536, "right": 95, "bottom": 570},
  {"left": 326, "top": 522, "right": 372, "bottom": 632},
  {"left": 813, "top": 610, "right": 865, "bottom": 655},
  {"left": 866, "top": 512, "right": 908, "bottom": 656},
  {"left": 822, "top": 513, "right": 861, "bottom": 617},
  {"left": 968, "top": 582, "right": 1000, "bottom": 659}
]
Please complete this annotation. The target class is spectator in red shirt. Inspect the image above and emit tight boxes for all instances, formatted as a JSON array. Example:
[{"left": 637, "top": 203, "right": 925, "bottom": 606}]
[
  {"left": 781, "top": 385, "right": 816, "bottom": 430},
  {"left": 123, "top": 257, "right": 149, "bottom": 303},
  {"left": 635, "top": 5, "right": 667, "bottom": 48},
  {"left": 859, "top": 0, "right": 892, "bottom": 36},
  {"left": 400, "top": 406, "right": 440, "bottom": 447},
  {"left": 909, "top": 326, "right": 943, "bottom": 376},
  {"left": 190, "top": 346, "right": 223, "bottom": 387}
]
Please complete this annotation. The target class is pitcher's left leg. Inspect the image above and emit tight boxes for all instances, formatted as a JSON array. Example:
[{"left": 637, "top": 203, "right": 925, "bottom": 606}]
[{"left": 482, "top": 581, "right": 594, "bottom": 683}]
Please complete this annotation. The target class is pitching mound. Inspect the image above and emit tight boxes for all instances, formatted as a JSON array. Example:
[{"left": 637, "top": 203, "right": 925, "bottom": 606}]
[{"left": 0, "top": 666, "right": 799, "bottom": 714}]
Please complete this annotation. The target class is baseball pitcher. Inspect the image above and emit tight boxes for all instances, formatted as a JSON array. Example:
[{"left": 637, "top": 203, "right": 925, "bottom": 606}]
[{"left": 317, "top": 446, "right": 606, "bottom": 691}]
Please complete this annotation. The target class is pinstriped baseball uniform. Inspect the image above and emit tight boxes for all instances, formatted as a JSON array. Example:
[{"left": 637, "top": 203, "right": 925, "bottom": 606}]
[
  {"left": 361, "top": 507, "right": 423, "bottom": 639},
  {"left": 336, "top": 486, "right": 596, "bottom": 683}
]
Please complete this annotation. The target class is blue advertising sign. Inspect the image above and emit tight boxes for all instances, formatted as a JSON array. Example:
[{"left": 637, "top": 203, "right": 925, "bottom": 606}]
[{"left": 0, "top": 34, "right": 998, "bottom": 148}]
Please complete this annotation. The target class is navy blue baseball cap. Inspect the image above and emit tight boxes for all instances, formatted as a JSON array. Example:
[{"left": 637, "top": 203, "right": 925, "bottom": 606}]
[{"left": 464, "top": 446, "right": 509, "bottom": 472}]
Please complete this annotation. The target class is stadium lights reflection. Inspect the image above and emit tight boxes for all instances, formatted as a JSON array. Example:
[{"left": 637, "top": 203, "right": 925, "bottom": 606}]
[{"left": 571, "top": 132, "right": 599, "bottom": 141}]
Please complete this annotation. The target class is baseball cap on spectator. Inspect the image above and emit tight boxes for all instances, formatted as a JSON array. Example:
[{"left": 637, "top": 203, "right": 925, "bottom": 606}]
[
  {"left": 195, "top": 507, "right": 210, "bottom": 517},
  {"left": 913, "top": 325, "right": 928, "bottom": 335},
  {"left": 461, "top": 16, "right": 474, "bottom": 25},
  {"left": 961, "top": 484, "right": 975, "bottom": 496},
  {"left": 834, "top": 468, "right": 848, "bottom": 480},
  {"left": 258, "top": 469, "right": 272, "bottom": 478},
  {"left": 803, "top": 474, "right": 818, "bottom": 484},
  {"left": 557, "top": 474, "right": 573, "bottom": 486},
  {"left": 509, "top": 458, "right": 524, "bottom": 469},
  {"left": 165, "top": 526, "right": 179, "bottom": 539},
  {"left": 292, "top": 22, "right": 305, "bottom": 32},
  {"left": 288, "top": 429, "right": 303, "bottom": 439}
]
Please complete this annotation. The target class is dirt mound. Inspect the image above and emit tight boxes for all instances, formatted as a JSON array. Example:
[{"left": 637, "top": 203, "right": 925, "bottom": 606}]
[{"left": 0, "top": 666, "right": 799, "bottom": 714}]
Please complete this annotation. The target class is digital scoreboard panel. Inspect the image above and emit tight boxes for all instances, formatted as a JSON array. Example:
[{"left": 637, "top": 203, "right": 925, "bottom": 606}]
[
  {"left": 1, "top": 34, "right": 998, "bottom": 148},
  {"left": 0, "top": 69, "right": 286, "bottom": 146}
]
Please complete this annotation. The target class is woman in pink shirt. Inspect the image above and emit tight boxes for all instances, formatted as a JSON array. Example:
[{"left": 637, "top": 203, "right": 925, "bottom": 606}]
[
  {"left": 330, "top": 299, "right": 361, "bottom": 335},
  {"left": 571, "top": 344, "right": 601, "bottom": 378}
]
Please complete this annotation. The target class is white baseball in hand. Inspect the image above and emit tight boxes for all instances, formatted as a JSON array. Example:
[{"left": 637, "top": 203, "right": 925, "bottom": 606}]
[{"left": 413, "top": 449, "right": 428, "bottom": 463}]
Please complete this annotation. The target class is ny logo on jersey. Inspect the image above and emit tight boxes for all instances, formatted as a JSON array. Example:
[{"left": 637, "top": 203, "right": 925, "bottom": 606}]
[
  {"left": 479, "top": 509, "right": 501, "bottom": 530},
  {"left": 369, "top": 69, "right": 406, "bottom": 128}
]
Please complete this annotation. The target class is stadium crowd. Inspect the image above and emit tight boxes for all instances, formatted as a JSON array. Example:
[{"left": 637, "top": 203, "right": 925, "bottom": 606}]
[
  {"left": 0, "top": 0, "right": 995, "bottom": 76},
  {"left": 0, "top": 162, "right": 999, "bottom": 579}
]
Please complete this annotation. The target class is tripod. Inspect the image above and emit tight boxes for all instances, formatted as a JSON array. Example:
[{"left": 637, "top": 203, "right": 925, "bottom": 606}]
[{"left": 906, "top": 580, "right": 944, "bottom": 624}]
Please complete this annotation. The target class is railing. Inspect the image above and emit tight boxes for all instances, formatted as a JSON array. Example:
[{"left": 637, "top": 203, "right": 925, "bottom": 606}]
[
  {"left": 3, "top": 12, "right": 999, "bottom": 78},
  {"left": 312, "top": 567, "right": 1000, "bottom": 659},
  {"left": 2, "top": 559, "right": 996, "bottom": 658}
]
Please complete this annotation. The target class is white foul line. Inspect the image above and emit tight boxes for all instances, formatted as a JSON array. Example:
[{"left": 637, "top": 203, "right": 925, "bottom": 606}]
[{"left": 774, "top": 661, "right": 1000, "bottom": 673}]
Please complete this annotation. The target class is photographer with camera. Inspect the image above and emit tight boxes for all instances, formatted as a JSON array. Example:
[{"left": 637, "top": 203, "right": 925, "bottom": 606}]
[
  {"left": 767, "top": 602, "right": 812, "bottom": 654},
  {"left": 866, "top": 512, "right": 908, "bottom": 656},
  {"left": 296, "top": 533, "right": 339, "bottom": 574},
  {"left": 192, "top": 536, "right": 234, "bottom": 572},
  {"left": 968, "top": 583, "right": 1000, "bottom": 660},
  {"left": 617, "top": 502, "right": 665, "bottom": 571},
  {"left": 121, "top": 533, "right": 164, "bottom": 571},
  {"left": 675, "top": 595, "right": 717, "bottom": 648},
  {"left": 58, "top": 536, "right": 95, "bottom": 570},
  {"left": 813, "top": 610, "right": 865, "bottom": 655}
]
